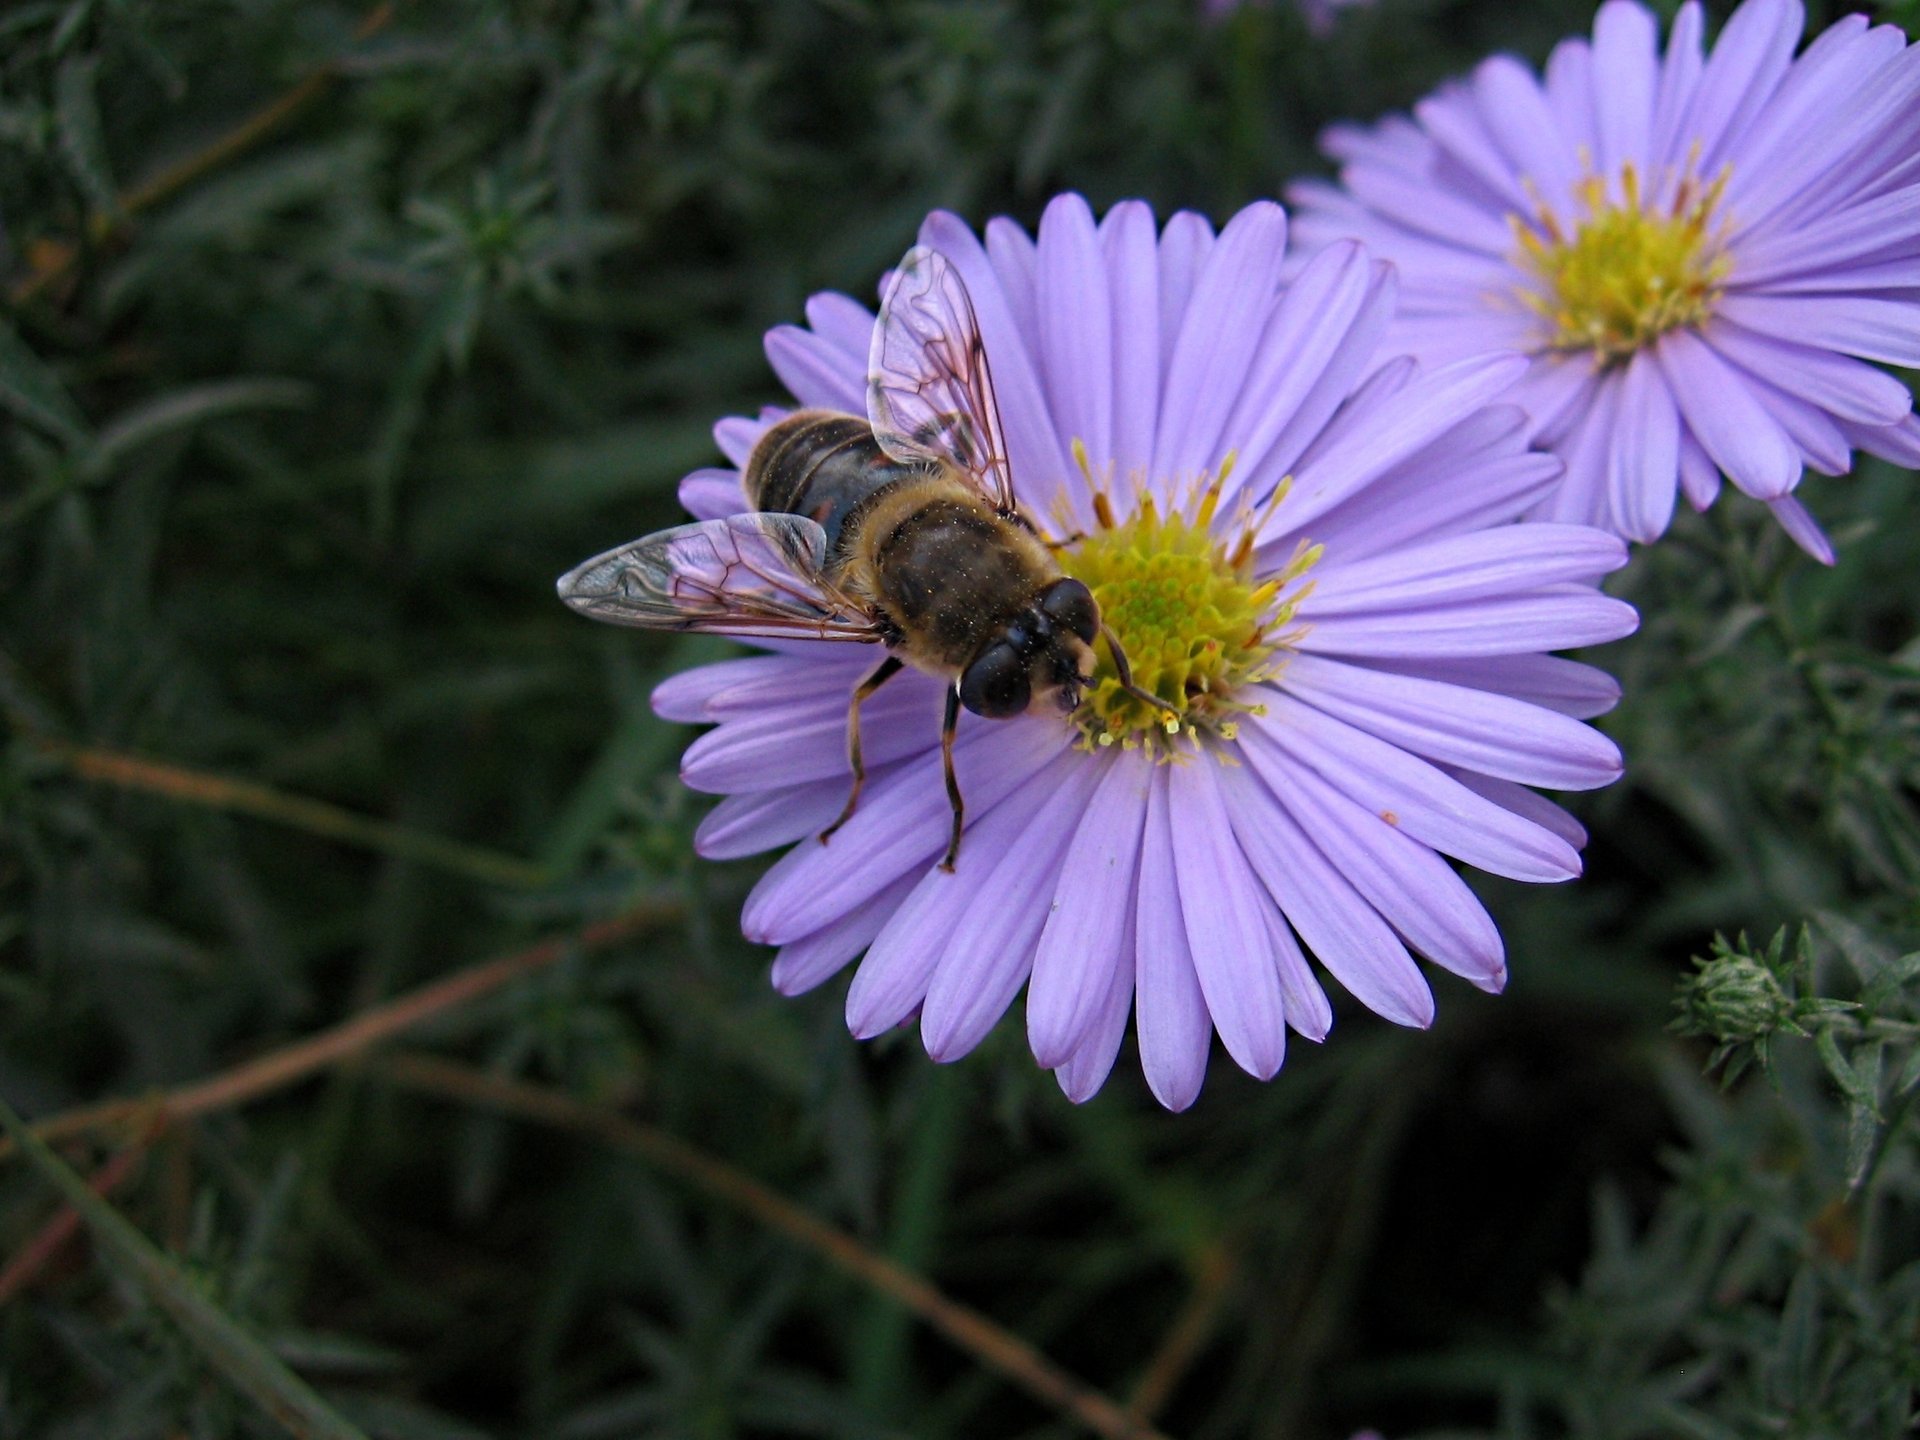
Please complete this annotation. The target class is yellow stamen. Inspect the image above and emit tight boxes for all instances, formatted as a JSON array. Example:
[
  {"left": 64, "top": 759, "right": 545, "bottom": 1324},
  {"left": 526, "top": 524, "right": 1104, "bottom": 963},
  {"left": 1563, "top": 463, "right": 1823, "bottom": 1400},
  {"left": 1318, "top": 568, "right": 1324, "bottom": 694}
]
[
  {"left": 1062, "top": 460, "right": 1317, "bottom": 758},
  {"left": 1511, "top": 160, "right": 1732, "bottom": 364}
]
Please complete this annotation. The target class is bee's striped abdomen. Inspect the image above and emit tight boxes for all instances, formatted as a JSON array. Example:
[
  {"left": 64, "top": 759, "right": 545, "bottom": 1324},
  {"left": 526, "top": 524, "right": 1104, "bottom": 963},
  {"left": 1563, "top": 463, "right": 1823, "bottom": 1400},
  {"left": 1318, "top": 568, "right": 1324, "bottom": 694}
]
[{"left": 743, "top": 411, "right": 920, "bottom": 564}]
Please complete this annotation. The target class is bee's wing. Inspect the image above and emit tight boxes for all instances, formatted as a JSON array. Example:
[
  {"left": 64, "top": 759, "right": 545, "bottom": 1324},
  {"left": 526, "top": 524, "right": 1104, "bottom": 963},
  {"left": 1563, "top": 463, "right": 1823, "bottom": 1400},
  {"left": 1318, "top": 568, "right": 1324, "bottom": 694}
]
[
  {"left": 557, "top": 512, "right": 885, "bottom": 643},
  {"left": 867, "top": 246, "right": 1017, "bottom": 515}
]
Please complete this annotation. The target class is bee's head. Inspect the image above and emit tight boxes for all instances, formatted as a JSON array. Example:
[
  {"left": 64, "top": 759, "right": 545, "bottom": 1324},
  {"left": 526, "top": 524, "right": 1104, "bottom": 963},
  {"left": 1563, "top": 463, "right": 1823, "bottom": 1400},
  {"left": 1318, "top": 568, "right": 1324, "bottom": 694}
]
[{"left": 958, "top": 578, "right": 1099, "bottom": 720}]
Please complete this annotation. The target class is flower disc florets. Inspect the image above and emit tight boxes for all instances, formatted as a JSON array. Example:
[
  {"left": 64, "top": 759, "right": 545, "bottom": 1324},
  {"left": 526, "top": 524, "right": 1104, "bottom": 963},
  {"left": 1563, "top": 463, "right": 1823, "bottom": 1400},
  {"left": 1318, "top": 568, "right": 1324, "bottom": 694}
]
[
  {"left": 1064, "top": 459, "right": 1318, "bottom": 755},
  {"left": 1515, "top": 164, "right": 1731, "bottom": 363}
]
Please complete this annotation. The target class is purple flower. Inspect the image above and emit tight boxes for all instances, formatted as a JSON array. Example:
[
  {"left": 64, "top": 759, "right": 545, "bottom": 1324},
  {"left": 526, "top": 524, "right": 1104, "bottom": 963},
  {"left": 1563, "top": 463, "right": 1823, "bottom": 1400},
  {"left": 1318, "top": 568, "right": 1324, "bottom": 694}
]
[
  {"left": 1288, "top": 0, "right": 1920, "bottom": 562},
  {"left": 657, "top": 196, "right": 1636, "bottom": 1109}
]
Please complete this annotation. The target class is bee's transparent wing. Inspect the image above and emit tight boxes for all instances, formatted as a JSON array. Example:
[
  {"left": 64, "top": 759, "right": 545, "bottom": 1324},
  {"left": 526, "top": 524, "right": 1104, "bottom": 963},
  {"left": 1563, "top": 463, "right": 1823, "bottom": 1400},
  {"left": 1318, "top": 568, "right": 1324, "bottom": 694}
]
[
  {"left": 556, "top": 512, "right": 884, "bottom": 643},
  {"left": 867, "top": 245, "right": 1016, "bottom": 514}
]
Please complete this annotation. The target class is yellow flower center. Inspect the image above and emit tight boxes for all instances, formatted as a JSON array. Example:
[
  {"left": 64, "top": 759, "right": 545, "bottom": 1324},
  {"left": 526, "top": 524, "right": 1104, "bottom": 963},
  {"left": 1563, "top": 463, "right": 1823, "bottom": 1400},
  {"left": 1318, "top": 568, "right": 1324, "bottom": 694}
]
[
  {"left": 1513, "top": 162, "right": 1731, "bottom": 363},
  {"left": 1059, "top": 446, "right": 1319, "bottom": 757}
]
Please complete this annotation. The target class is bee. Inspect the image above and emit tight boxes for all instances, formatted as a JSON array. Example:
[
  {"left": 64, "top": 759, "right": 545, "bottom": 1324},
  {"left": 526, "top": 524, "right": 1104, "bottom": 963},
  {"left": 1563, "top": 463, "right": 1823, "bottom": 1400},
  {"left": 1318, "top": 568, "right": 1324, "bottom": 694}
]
[{"left": 557, "top": 247, "right": 1157, "bottom": 871}]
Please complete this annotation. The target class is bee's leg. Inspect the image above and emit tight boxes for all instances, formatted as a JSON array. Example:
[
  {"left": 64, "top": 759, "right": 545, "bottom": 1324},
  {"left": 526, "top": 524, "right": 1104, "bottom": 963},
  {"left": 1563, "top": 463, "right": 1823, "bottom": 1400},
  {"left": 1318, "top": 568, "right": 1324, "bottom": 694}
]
[
  {"left": 938, "top": 683, "right": 965, "bottom": 873},
  {"left": 821, "top": 654, "right": 904, "bottom": 844},
  {"left": 1100, "top": 620, "right": 1176, "bottom": 722}
]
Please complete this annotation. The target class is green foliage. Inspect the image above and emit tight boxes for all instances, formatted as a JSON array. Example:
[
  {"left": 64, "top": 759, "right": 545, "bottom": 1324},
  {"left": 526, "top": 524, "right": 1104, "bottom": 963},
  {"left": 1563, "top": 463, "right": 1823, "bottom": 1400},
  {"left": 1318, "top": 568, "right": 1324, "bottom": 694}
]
[{"left": 1, "top": 1, "right": 1916, "bottom": 1439}]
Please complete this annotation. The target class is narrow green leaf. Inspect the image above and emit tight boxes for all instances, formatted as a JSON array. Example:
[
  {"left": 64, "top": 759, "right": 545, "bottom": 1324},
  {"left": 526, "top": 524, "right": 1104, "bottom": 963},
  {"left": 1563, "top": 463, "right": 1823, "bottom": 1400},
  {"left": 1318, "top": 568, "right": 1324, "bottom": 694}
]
[
  {"left": 0, "top": 1098, "right": 372, "bottom": 1440},
  {"left": 1845, "top": 1097, "right": 1880, "bottom": 1190},
  {"left": 83, "top": 378, "right": 312, "bottom": 478},
  {"left": 54, "top": 54, "right": 120, "bottom": 222},
  {"left": 1772, "top": 1268, "right": 1820, "bottom": 1405},
  {"left": 1814, "top": 1027, "right": 1858, "bottom": 1095},
  {"left": 0, "top": 317, "right": 89, "bottom": 448}
]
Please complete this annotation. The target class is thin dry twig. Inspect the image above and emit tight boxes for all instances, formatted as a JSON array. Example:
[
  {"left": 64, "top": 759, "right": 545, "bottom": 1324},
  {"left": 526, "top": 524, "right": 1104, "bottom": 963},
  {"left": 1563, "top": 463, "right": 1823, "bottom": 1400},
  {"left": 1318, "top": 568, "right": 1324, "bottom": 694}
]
[
  {"left": 1125, "top": 1242, "right": 1237, "bottom": 1423},
  {"left": 0, "top": 901, "right": 680, "bottom": 1162},
  {"left": 39, "top": 739, "right": 552, "bottom": 890},
  {"left": 374, "top": 1053, "right": 1176, "bottom": 1440},
  {"left": 10, "top": 3, "right": 396, "bottom": 306},
  {"left": 0, "top": 1132, "right": 156, "bottom": 1305}
]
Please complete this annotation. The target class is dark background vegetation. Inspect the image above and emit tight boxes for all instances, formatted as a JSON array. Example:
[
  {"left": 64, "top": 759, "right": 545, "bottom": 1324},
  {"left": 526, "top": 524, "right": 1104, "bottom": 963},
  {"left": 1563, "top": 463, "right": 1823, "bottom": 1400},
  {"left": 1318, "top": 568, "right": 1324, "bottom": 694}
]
[{"left": 3, "top": 1, "right": 1917, "bottom": 1436}]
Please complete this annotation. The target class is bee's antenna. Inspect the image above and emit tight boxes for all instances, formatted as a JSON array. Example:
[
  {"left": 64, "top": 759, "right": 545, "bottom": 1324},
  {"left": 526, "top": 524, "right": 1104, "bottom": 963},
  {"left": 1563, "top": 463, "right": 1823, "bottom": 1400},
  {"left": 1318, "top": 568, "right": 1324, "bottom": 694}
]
[{"left": 1100, "top": 621, "right": 1179, "bottom": 732}]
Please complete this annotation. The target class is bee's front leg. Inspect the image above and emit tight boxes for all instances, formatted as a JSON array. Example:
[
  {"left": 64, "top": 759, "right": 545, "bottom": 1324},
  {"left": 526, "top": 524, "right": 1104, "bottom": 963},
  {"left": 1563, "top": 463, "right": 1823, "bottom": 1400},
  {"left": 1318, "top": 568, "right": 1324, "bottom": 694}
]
[
  {"left": 938, "top": 683, "right": 964, "bottom": 872},
  {"left": 821, "top": 654, "right": 904, "bottom": 844}
]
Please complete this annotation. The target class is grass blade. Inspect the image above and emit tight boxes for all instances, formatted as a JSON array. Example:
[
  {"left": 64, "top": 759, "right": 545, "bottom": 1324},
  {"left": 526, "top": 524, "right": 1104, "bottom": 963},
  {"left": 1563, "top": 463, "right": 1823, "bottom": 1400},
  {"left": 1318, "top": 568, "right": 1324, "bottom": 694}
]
[{"left": 0, "top": 1097, "right": 372, "bottom": 1440}]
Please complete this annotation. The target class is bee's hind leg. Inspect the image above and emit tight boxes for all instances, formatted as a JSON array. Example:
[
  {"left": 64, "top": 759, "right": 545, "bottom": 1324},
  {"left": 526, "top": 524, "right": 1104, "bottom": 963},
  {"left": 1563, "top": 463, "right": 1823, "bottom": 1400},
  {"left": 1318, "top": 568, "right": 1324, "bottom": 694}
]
[
  {"left": 821, "top": 655, "right": 904, "bottom": 845},
  {"left": 938, "top": 684, "right": 964, "bottom": 873}
]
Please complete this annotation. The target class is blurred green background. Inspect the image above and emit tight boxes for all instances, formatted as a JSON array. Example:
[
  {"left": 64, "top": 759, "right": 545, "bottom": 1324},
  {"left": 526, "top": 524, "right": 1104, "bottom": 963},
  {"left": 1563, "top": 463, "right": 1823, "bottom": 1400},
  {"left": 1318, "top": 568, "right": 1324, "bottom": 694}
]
[{"left": 3, "top": 1, "right": 1917, "bottom": 1436}]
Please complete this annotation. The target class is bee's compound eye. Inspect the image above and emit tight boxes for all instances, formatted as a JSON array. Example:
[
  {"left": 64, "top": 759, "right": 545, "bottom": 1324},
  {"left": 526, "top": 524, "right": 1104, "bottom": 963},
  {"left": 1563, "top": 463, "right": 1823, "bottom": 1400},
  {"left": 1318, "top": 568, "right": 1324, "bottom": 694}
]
[
  {"left": 1038, "top": 578, "right": 1097, "bottom": 645},
  {"left": 959, "top": 642, "right": 1032, "bottom": 718}
]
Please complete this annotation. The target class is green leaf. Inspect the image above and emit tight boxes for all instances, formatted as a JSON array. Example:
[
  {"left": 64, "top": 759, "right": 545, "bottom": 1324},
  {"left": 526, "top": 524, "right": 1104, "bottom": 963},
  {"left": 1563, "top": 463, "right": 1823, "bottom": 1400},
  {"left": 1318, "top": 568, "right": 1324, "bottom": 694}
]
[
  {"left": 0, "top": 317, "right": 89, "bottom": 448},
  {"left": 54, "top": 53, "right": 120, "bottom": 221},
  {"left": 83, "top": 378, "right": 312, "bottom": 478},
  {"left": 0, "top": 1098, "right": 373, "bottom": 1440}
]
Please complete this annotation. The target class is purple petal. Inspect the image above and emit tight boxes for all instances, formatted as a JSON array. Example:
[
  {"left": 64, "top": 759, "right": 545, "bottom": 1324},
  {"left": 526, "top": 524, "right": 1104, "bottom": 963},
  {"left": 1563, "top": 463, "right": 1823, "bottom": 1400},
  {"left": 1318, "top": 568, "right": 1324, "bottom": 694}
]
[
  {"left": 803, "top": 292, "right": 875, "bottom": 360},
  {"left": 1284, "top": 353, "right": 1531, "bottom": 534},
  {"left": 1221, "top": 241, "right": 1381, "bottom": 500},
  {"left": 986, "top": 216, "right": 1039, "bottom": 346},
  {"left": 1474, "top": 55, "right": 1580, "bottom": 203},
  {"left": 1768, "top": 495, "right": 1836, "bottom": 565},
  {"left": 1153, "top": 202, "right": 1289, "bottom": 482},
  {"left": 1100, "top": 199, "right": 1162, "bottom": 478},
  {"left": 1169, "top": 759, "right": 1288, "bottom": 1080},
  {"left": 1157, "top": 210, "right": 1216, "bottom": 385},
  {"left": 771, "top": 869, "right": 920, "bottom": 996},
  {"left": 695, "top": 780, "right": 847, "bottom": 860},
  {"left": 1650, "top": 4, "right": 1706, "bottom": 176},
  {"left": 1306, "top": 524, "right": 1628, "bottom": 615},
  {"left": 1134, "top": 767, "right": 1214, "bottom": 1110},
  {"left": 1259, "top": 900, "right": 1332, "bottom": 1041},
  {"left": 743, "top": 714, "right": 1071, "bottom": 945},
  {"left": 1036, "top": 194, "right": 1114, "bottom": 476},
  {"left": 843, "top": 746, "right": 1076, "bottom": 1038},
  {"left": 1358, "top": 653, "right": 1621, "bottom": 719},
  {"left": 1052, "top": 897, "right": 1137, "bottom": 1104},
  {"left": 1281, "top": 652, "right": 1623, "bottom": 790},
  {"left": 1657, "top": 329, "right": 1803, "bottom": 499},
  {"left": 652, "top": 656, "right": 794, "bottom": 722},
  {"left": 1608, "top": 351, "right": 1679, "bottom": 543},
  {"left": 921, "top": 758, "right": 1100, "bottom": 1062},
  {"left": 1028, "top": 753, "right": 1152, "bottom": 1068},
  {"left": 679, "top": 467, "right": 749, "bottom": 521},
  {"left": 1736, "top": 184, "right": 1920, "bottom": 291},
  {"left": 714, "top": 415, "right": 764, "bottom": 467},
  {"left": 1245, "top": 695, "right": 1583, "bottom": 881},
  {"left": 765, "top": 324, "right": 865, "bottom": 413},
  {"left": 1275, "top": 761, "right": 1505, "bottom": 989},
  {"left": 1228, "top": 772, "right": 1436, "bottom": 1028},
  {"left": 1705, "top": 320, "right": 1913, "bottom": 428},
  {"left": 1681, "top": 0, "right": 1804, "bottom": 177},
  {"left": 1678, "top": 429, "right": 1722, "bottom": 510},
  {"left": 1592, "top": 0, "right": 1659, "bottom": 177},
  {"left": 1295, "top": 586, "right": 1639, "bottom": 660},
  {"left": 1444, "top": 767, "right": 1589, "bottom": 852},
  {"left": 1717, "top": 293, "right": 1920, "bottom": 370},
  {"left": 681, "top": 679, "right": 940, "bottom": 792}
]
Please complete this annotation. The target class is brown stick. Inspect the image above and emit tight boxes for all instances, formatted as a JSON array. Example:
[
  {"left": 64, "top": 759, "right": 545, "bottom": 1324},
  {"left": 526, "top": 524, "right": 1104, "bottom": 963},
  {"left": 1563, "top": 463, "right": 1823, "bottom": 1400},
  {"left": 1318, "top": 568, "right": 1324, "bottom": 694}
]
[
  {"left": 10, "top": 3, "right": 397, "bottom": 306},
  {"left": 39, "top": 739, "right": 551, "bottom": 890},
  {"left": 373, "top": 1053, "right": 1175, "bottom": 1440},
  {"left": 1125, "top": 1242, "right": 1236, "bottom": 1422},
  {"left": 0, "top": 901, "right": 679, "bottom": 1162},
  {"left": 0, "top": 1136, "right": 154, "bottom": 1304}
]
